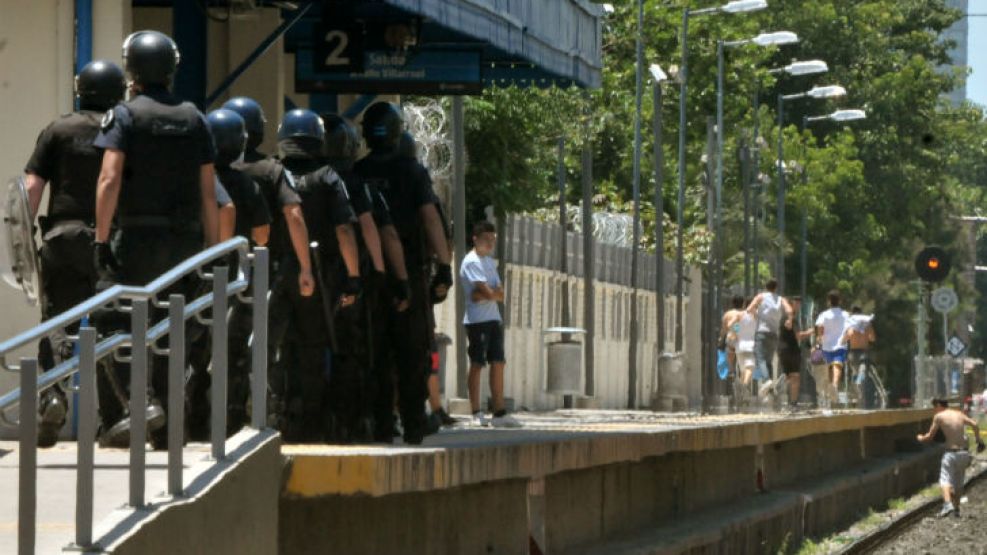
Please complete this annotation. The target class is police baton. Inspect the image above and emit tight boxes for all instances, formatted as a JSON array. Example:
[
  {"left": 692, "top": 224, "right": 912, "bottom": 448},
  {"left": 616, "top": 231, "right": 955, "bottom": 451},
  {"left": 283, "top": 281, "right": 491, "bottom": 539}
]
[{"left": 309, "top": 242, "right": 339, "bottom": 353}]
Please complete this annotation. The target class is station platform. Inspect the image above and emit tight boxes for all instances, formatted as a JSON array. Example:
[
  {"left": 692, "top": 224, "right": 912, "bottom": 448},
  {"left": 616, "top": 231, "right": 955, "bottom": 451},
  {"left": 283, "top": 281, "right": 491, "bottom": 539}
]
[{"left": 2, "top": 409, "right": 935, "bottom": 554}]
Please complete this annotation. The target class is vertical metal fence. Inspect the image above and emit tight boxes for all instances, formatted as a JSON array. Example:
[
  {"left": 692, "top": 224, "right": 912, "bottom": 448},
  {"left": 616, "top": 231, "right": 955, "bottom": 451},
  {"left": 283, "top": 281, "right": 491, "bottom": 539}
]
[{"left": 0, "top": 238, "right": 268, "bottom": 553}]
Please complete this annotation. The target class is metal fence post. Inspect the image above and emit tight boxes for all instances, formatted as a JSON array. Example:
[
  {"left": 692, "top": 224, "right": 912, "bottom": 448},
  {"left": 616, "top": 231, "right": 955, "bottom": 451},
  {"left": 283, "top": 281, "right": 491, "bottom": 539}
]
[
  {"left": 212, "top": 266, "right": 229, "bottom": 459},
  {"left": 251, "top": 248, "right": 269, "bottom": 429},
  {"left": 74, "top": 328, "right": 97, "bottom": 549},
  {"left": 130, "top": 299, "right": 149, "bottom": 508},
  {"left": 19, "top": 357, "right": 37, "bottom": 555},
  {"left": 168, "top": 294, "right": 185, "bottom": 496}
]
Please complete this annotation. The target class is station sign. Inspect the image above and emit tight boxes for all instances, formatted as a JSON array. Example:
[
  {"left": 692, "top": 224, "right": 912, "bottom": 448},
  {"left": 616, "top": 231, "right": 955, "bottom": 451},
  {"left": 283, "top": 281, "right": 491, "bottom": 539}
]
[{"left": 295, "top": 48, "right": 482, "bottom": 94}]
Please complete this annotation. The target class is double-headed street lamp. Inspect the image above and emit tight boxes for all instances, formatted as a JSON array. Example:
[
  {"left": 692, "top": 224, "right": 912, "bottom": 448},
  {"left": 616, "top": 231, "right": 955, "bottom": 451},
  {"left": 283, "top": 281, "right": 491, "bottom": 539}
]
[
  {"left": 745, "top": 60, "right": 829, "bottom": 296},
  {"left": 714, "top": 30, "right": 797, "bottom": 327},
  {"left": 798, "top": 108, "right": 867, "bottom": 301},
  {"left": 675, "top": 0, "right": 767, "bottom": 351},
  {"left": 776, "top": 84, "right": 847, "bottom": 293}
]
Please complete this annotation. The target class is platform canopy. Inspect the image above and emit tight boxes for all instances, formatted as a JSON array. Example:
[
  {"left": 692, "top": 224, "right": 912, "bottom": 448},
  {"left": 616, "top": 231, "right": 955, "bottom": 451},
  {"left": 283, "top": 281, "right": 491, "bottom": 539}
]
[{"left": 285, "top": 0, "right": 605, "bottom": 94}]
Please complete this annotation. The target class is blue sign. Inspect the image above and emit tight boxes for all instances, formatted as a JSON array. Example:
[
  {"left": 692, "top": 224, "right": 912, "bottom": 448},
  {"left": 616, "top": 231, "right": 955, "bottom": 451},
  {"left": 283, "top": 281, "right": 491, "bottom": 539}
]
[{"left": 295, "top": 49, "right": 482, "bottom": 94}]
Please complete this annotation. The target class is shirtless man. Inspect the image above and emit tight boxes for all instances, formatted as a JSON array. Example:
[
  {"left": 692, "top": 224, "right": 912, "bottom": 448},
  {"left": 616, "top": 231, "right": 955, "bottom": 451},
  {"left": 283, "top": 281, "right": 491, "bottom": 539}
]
[
  {"left": 917, "top": 398, "right": 985, "bottom": 517},
  {"left": 842, "top": 306, "right": 876, "bottom": 407},
  {"left": 720, "top": 296, "right": 746, "bottom": 373}
]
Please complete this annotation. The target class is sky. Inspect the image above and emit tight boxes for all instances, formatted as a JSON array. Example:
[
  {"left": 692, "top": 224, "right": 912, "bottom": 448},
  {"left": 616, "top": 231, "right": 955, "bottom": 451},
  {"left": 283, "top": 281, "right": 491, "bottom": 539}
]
[{"left": 969, "top": 5, "right": 987, "bottom": 107}]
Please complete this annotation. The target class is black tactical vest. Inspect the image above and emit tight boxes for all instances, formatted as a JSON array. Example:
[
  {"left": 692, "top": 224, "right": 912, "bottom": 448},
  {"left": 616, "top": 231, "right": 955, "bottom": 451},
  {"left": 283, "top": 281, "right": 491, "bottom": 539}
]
[
  {"left": 49, "top": 112, "right": 102, "bottom": 221},
  {"left": 119, "top": 94, "right": 202, "bottom": 221}
]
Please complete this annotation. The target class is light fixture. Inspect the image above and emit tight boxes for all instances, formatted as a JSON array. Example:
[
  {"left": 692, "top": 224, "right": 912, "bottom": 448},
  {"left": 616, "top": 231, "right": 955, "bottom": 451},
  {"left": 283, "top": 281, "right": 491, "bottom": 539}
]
[
  {"left": 751, "top": 31, "right": 799, "bottom": 46},
  {"left": 721, "top": 0, "right": 769, "bottom": 14},
  {"left": 829, "top": 109, "right": 866, "bottom": 122},
  {"left": 807, "top": 85, "right": 846, "bottom": 99},
  {"left": 783, "top": 60, "right": 828, "bottom": 76},
  {"left": 649, "top": 63, "right": 668, "bottom": 83}
]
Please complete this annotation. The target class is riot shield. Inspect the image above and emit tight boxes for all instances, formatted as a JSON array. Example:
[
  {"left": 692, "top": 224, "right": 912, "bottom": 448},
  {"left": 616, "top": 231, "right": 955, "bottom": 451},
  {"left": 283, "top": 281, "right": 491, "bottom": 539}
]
[{"left": 2, "top": 176, "right": 42, "bottom": 306}]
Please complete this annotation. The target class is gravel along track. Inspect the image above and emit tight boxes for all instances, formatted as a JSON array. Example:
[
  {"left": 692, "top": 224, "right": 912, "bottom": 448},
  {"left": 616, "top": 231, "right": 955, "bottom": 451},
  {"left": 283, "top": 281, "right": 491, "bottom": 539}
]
[{"left": 873, "top": 468, "right": 987, "bottom": 555}]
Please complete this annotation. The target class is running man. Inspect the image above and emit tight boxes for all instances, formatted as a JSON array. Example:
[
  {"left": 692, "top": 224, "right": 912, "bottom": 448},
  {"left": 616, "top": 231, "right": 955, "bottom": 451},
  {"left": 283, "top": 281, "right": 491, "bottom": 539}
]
[
  {"left": 815, "top": 290, "right": 849, "bottom": 404},
  {"left": 842, "top": 306, "right": 876, "bottom": 407},
  {"left": 917, "top": 398, "right": 984, "bottom": 517}
]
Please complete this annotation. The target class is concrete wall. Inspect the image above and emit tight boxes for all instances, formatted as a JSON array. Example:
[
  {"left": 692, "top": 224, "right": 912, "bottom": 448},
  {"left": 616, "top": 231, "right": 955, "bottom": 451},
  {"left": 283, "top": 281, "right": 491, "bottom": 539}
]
[
  {"left": 278, "top": 411, "right": 937, "bottom": 554},
  {"left": 432, "top": 264, "right": 704, "bottom": 411},
  {"left": 101, "top": 431, "right": 281, "bottom": 555}
]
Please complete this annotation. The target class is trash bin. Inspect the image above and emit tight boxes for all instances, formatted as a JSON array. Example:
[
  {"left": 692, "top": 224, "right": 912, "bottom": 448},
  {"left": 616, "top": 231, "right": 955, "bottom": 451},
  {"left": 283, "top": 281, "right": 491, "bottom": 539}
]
[
  {"left": 654, "top": 352, "right": 687, "bottom": 412},
  {"left": 434, "top": 332, "right": 453, "bottom": 394},
  {"left": 541, "top": 327, "right": 586, "bottom": 396}
]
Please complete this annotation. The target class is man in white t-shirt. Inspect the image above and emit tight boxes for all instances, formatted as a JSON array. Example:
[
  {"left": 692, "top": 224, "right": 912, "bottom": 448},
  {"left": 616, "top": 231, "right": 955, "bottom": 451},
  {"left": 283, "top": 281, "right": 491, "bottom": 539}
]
[
  {"left": 460, "top": 221, "right": 519, "bottom": 428},
  {"left": 815, "top": 290, "right": 849, "bottom": 402},
  {"left": 746, "top": 278, "right": 793, "bottom": 382}
]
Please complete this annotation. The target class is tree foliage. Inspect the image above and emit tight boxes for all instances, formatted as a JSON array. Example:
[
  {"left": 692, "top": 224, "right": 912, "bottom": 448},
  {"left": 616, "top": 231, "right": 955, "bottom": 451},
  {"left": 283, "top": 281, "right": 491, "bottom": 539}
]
[{"left": 461, "top": 0, "right": 987, "bottom": 399}]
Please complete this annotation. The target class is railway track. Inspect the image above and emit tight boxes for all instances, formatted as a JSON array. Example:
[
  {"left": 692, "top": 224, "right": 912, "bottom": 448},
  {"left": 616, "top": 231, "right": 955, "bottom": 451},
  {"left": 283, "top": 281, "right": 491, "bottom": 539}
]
[{"left": 839, "top": 461, "right": 987, "bottom": 554}]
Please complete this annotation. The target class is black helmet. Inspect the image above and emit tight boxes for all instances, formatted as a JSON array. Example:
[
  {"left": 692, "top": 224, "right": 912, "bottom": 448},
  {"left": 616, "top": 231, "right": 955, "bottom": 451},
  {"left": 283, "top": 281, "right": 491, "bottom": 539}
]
[
  {"left": 75, "top": 59, "right": 125, "bottom": 111},
  {"left": 206, "top": 109, "right": 247, "bottom": 168},
  {"left": 278, "top": 109, "right": 325, "bottom": 159},
  {"left": 397, "top": 131, "right": 418, "bottom": 160},
  {"left": 222, "top": 96, "right": 266, "bottom": 150},
  {"left": 277, "top": 109, "right": 325, "bottom": 142},
  {"left": 361, "top": 102, "right": 403, "bottom": 152},
  {"left": 321, "top": 113, "right": 360, "bottom": 165},
  {"left": 122, "top": 30, "right": 180, "bottom": 87}
]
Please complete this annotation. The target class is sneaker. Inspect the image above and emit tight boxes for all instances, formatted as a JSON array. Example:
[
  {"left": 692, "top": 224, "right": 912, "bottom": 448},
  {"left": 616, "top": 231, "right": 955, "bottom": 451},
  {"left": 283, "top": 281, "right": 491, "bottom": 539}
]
[
  {"left": 938, "top": 502, "right": 955, "bottom": 518},
  {"left": 758, "top": 380, "right": 774, "bottom": 398},
  {"left": 472, "top": 411, "right": 488, "bottom": 427},
  {"left": 490, "top": 413, "right": 522, "bottom": 428},
  {"left": 436, "top": 408, "right": 457, "bottom": 427},
  {"left": 37, "top": 392, "right": 67, "bottom": 448},
  {"left": 424, "top": 412, "right": 441, "bottom": 436}
]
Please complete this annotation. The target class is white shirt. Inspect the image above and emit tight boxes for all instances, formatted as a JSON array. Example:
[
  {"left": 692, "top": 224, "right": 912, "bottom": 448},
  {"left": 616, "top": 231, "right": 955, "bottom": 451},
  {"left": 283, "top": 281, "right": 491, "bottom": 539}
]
[
  {"left": 756, "top": 292, "right": 783, "bottom": 334},
  {"left": 460, "top": 250, "right": 502, "bottom": 324},
  {"left": 815, "top": 308, "right": 849, "bottom": 351},
  {"left": 736, "top": 312, "right": 757, "bottom": 353}
]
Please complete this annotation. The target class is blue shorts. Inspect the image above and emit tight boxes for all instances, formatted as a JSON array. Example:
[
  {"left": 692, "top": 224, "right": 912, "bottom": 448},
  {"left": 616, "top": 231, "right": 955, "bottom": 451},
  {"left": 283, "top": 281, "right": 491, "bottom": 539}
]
[{"left": 823, "top": 348, "right": 848, "bottom": 365}]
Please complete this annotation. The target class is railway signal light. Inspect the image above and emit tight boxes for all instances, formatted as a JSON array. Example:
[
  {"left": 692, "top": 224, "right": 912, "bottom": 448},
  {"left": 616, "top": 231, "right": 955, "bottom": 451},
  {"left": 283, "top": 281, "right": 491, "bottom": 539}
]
[{"left": 915, "top": 246, "right": 951, "bottom": 283}]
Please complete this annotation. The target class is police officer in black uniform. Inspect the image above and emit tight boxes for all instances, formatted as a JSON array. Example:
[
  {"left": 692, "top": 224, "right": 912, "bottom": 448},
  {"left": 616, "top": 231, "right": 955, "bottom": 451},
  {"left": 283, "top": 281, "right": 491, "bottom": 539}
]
[
  {"left": 184, "top": 108, "right": 273, "bottom": 438},
  {"left": 93, "top": 30, "right": 220, "bottom": 448},
  {"left": 354, "top": 102, "right": 453, "bottom": 445},
  {"left": 222, "top": 97, "right": 314, "bottom": 425},
  {"left": 321, "top": 114, "right": 411, "bottom": 442},
  {"left": 23, "top": 59, "right": 126, "bottom": 447},
  {"left": 276, "top": 109, "right": 361, "bottom": 441}
]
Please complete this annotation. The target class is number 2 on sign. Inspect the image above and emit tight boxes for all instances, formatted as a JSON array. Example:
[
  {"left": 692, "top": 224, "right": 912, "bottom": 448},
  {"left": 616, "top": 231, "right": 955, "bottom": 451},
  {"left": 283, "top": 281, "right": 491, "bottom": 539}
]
[{"left": 324, "top": 30, "right": 350, "bottom": 66}]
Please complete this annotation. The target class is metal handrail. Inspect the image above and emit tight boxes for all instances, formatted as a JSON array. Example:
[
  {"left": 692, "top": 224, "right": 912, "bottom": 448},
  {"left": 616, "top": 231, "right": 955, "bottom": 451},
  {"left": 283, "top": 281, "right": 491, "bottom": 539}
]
[
  {"left": 2, "top": 237, "right": 269, "bottom": 554},
  {"left": 0, "top": 278, "right": 247, "bottom": 422},
  {"left": 0, "top": 238, "right": 250, "bottom": 371}
]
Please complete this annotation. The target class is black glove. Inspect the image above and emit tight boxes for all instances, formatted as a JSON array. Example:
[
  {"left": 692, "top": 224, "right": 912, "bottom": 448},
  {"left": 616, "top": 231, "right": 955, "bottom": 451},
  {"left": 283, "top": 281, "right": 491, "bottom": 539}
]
[
  {"left": 430, "top": 263, "right": 453, "bottom": 304},
  {"left": 341, "top": 276, "right": 361, "bottom": 296},
  {"left": 393, "top": 279, "right": 411, "bottom": 304},
  {"left": 977, "top": 441, "right": 985, "bottom": 454},
  {"left": 93, "top": 242, "right": 120, "bottom": 285}
]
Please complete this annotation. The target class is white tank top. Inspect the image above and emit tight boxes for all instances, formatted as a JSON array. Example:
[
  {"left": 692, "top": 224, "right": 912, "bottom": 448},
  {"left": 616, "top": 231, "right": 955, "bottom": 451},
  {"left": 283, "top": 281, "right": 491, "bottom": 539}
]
[
  {"left": 736, "top": 313, "right": 757, "bottom": 352},
  {"left": 757, "top": 293, "right": 782, "bottom": 334}
]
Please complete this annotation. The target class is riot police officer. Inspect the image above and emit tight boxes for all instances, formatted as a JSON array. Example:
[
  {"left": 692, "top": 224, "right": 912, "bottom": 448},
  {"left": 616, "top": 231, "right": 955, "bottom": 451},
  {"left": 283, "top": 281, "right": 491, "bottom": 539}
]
[
  {"left": 322, "top": 114, "right": 411, "bottom": 442},
  {"left": 185, "top": 109, "right": 273, "bottom": 439},
  {"left": 93, "top": 30, "right": 220, "bottom": 449},
  {"left": 222, "top": 97, "right": 314, "bottom": 425},
  {"left": 23, "top": 59, "right": 125, "bottom": 447},
  {"left": 276, "top": 109, "right": 361, "bottom": 441},
  {"left": 353, "top": 102, "right": 453, "bottom": 445}
]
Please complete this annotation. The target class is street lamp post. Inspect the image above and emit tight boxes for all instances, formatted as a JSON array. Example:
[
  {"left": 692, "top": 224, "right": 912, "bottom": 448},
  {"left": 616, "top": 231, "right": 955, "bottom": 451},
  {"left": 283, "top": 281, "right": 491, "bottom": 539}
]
[
  {"left": 675, "top": 0, "right": 767, "bottom": 351},
  {"left": 776, "top": 85, "right": 846, "bottom": 294},
  {"left": 651, "top": 64, "right": 670, "bottom": 352},
  {"left": 715, "top": 30, "right": 797, "bottom": 347},
  {"left": 798, "top": 108, "right": 867, "bottom": 301}
]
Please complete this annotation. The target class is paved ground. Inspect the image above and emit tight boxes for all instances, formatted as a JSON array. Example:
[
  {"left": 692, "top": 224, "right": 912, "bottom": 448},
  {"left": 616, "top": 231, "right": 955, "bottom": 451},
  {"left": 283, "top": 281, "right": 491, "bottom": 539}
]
[{"left": 0, "top": 441, "right": 214, "bottom": 554}]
